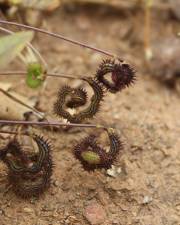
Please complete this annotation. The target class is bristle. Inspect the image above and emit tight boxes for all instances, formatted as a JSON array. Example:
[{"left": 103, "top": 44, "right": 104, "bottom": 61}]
[
  {"left": 53, "top": 77, "right": 104, "bottom": 123},
  {"left": 95, "top": 58, "right": 136, "bottom": 93},
  {"left": 73, "top": 129, "right": 123, "bottom": 171},
  {"left": 1, "top": 134, "right": 53, "bottom": 198},
  {"left": 66, "top": 88, "right": 87, "bottom": 108},
  {"left": 8, "top": 157, "right": 53, "bottom": 199}
]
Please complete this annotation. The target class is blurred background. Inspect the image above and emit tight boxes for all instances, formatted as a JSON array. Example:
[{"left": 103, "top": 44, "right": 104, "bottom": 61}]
[{"left": 1, "top": 0, "right": 180, "bottom": 91}]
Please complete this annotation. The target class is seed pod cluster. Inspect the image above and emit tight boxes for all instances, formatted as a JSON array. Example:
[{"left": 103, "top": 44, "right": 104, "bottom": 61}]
[
  {"left": 0, "top": 135, "right": 53, "bottom": 198},
  {"left": 54, "top": 58, "right": 135, "bottom": 123},
  {"left": 54, "top": 77, "right": 104, "bottom": 123},
  {"left": 73, "top": 129, "right": 123, "bottom": 171},
  {"left": 0, "top": 20, "right": 137, "bottom": 200},
  {"left": 95, "top": 58, "right": 136, "bottom": 93}
]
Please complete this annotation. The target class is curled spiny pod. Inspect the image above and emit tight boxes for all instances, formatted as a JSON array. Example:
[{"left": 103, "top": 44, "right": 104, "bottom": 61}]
[
  {"left": 1, "top": 135, "right": 53, "bottom": 198},
  {"left": 95, "top": 58, "right": 136, "bottom": 93},
  {"left": 73, "top": 128, "right": 123, "bottom": 171},
  {"left": 0, "top": 140, "right": 27, "bottom": 163},
  {"left": 2, "top": 135, "right": 51, "bottom": 174},
  {"left": 8, "top": 157, "right": 53, "bottom": 199},
  {"left": 53, "top": 77, "right": 104, "bottom": 123},
  {"left": 66, "top": 87, "right": 87, "bottom": 108}
]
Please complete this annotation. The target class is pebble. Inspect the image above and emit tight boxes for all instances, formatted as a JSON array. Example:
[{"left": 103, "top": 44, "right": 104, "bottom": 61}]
[
  {"left": 53, "top": 180, "right": 59, "bottom": 187},
  {"left": 24, "top": 207, "right": 34, "bottom": 213},
  {"left": 107, "top": 165, "right": 122, "bottom": 177},
  {"left": 0, "top": 209, "right": 3, "bottom": 215},
  {"left": 84, "top": 202, "right": 107, "bottom": 225},
  {"left": 143, "top": 196, "right": 153, "bottom": 204}
]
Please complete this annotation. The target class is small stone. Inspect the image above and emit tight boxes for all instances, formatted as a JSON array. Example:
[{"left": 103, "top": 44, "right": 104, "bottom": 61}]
[
  {"left": 24, "top": 207, "right": 34, "bottom": 213},
  {"left": 112, "top": 220, "right": 119, "bottom": 225},
  {"left": 0, "top": 209, "right": 3, "bottom": 215},
  {"left": 53, "top": 180, "right": 59, "bottom": 187},
  {"left": 143, "top": 196, "right": 153, "bottom": 204},
  {"left": 107, "top": 166, "right": 122, "bottom": 177},
  {"left": 84, "top": 202, "right": 107, "bottom": 225}
]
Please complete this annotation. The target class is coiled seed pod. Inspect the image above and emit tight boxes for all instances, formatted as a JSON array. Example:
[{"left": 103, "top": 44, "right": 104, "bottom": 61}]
[
  {"left": 96, "top": 58, "right": 136, "bottom": 93},
  {"left": 1, "top": 135, "right": 53, "bottom": 198},
  {"left": 53, "top": 77, "right": 104, "bottom": 123},
  {"left": 73, "top": 128, "right": 123, "bottom": 171}
]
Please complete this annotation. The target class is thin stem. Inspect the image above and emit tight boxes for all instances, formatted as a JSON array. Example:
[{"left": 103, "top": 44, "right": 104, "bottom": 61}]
[
  {"left": 0, "top": 26, "right": 47, "bottom": 68},
  {"left": 0, "top": 20, "right": 115, "bottom": 58},
  {"left": 46, "top": 72, "right": 82, "bottom": 80},
  {"left": 0, "top": 71, "right": 83, "bottom": 80},
  {"left": 0, "top": 71, "right": 27, "bottom": 75},
  {"left": 0, "top": 88, "right": 44, "bottom": 119},
  {"left": 0, "top": 119, "right": 105, "bottom": 129}
]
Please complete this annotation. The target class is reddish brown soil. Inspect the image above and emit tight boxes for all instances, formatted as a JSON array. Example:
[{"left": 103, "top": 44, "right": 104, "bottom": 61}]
[{"left": 0, "top": 4, "right": 180, "bottom": 225}]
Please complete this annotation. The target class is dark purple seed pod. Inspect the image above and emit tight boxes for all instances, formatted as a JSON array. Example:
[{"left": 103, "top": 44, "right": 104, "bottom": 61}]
[
  {"left": 66, "top": 87, "right": 87, "bottom": 108},
  {"left": 8, "top": 155, "right": 53, "bottom": 199},
  {"left": 53, "top": 77, "right": 104, "bottom": 123},
  {"left": 1, "top": 135, "right": 53, "bottom": 199},
  {"left": 95, "top": 58, "right": 136, "bottom": 93},
  {"left": 73, "top": 128, "right": 123, "bottom": 171}
]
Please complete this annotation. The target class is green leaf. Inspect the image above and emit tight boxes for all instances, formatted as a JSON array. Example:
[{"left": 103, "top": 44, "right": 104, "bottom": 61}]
[
  {"left": 26, "top": 62, "right": 44, "bottom": 88},
  {"left": 0, "top": 31, "right": 34, "bottom": 68}
]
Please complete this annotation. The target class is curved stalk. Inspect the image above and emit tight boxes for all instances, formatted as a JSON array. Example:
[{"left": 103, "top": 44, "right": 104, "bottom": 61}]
[
  {"left": 0, "top": 70, "right": 84, "bottom": 80},
  {"left": 0, "top": 119, "right": 106, "bottom": 129},
  {"left": 0, "top": 20, "right": 115, "bottom": 58}
]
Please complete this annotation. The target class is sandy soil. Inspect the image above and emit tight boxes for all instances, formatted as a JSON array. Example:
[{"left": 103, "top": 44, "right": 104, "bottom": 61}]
[{"left": 0, "top": 4, "right": 180, "bottom": 225}]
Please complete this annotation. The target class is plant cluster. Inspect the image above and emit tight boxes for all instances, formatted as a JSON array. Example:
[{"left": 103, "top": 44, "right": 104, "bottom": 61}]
[{"left": 0, "top": 20, "right": 136, "bottom": 198}]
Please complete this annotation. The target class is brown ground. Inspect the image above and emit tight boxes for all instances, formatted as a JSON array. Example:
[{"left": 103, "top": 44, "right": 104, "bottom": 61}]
[{"left": 0, "top": 4, "right": 180, "bottom": 225}]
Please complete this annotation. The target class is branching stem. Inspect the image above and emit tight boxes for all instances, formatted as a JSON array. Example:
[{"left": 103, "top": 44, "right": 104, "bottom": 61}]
[
  {"left": 0, "top": 71, "right": 84, "bottom": 80},
  {"left": 0, "top": 119, "right": 106, "bottom": 129},
  {"left": 0, "top": 20, "right": 115, "bottom": 58}
]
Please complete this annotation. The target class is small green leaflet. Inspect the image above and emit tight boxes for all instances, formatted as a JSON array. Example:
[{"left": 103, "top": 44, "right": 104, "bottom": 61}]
[
  {"left": 26, "top": 62, "right": 44, "bottom": 88},
  {"left": 0, "top": 31, "right": 34, "bottom": 68}
]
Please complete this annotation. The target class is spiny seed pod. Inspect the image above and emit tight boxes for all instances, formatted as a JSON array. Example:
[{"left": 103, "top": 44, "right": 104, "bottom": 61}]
[
  {"left": 53, "top": 77, "right": 104, "bottom": 123},
  {"left": 95, "top": 58, "right": 136, "bottom": 93},
  {"left": 66, "top": 87, "right": 87, "bottom": 108},
  {"left": 73, "top": 128, "right": 123, "bottom": 171},
  {"left": 1, "top": 139, "right": 28, "bottom": 163},
  {"left": 8, "top": 156, "right": 53, "bottom": 199},
  {"left": 3, "top": 135, "right": 51, "bottom": 174},
  {"left": 1, "top": 135, "right": 53, "bottom": 198}
]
